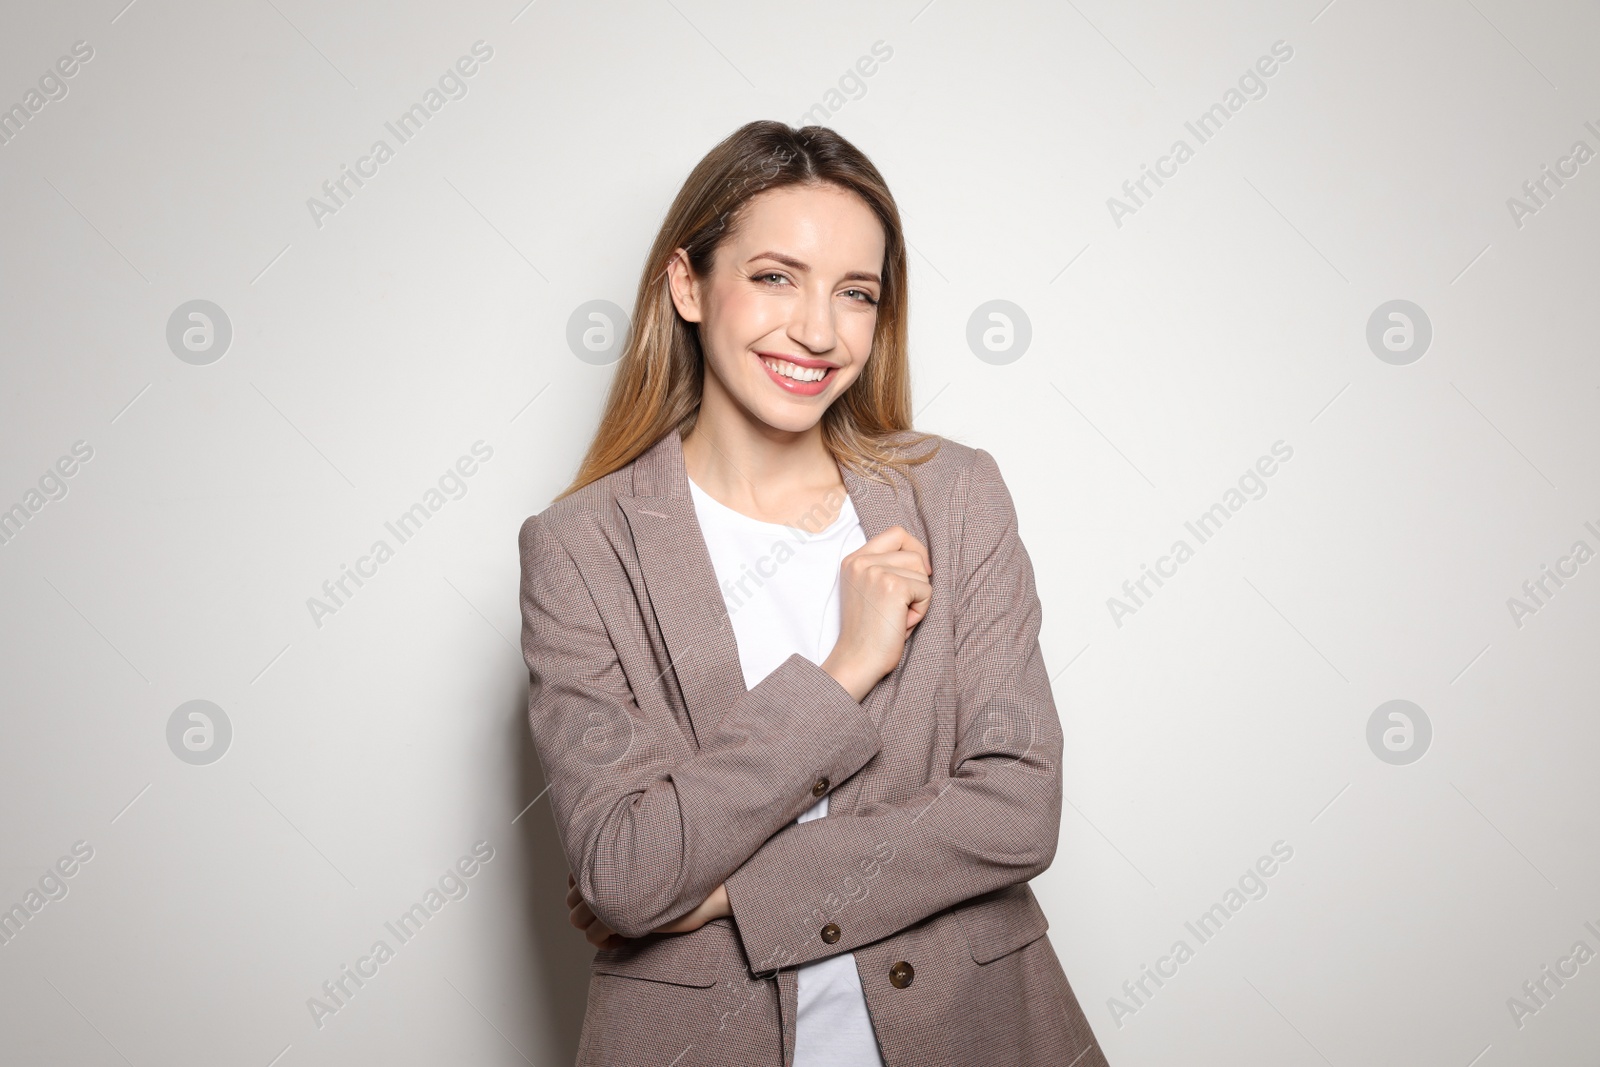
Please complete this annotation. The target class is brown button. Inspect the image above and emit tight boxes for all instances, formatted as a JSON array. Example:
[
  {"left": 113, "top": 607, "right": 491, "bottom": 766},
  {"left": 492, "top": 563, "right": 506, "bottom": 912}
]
[
  {"left": 889, "top": 961, "right": 914, "bottom": 988},
  {"left": 811, "top": 776, "right": 830, "bottom": 797},
  {"left": 820, "top": 923, "right": 841, "bottom": 944}
]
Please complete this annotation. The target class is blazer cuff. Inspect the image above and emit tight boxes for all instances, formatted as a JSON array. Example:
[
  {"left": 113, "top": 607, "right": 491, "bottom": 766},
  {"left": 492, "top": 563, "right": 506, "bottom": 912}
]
[{"left": 709, "top": 651, "right": 884, "bottom": 827}]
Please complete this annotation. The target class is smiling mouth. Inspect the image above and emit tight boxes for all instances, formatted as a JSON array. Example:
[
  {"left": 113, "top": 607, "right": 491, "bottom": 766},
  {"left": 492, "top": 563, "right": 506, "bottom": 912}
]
[
  {"left": 755, "top": 354, "right": 838, "bottom": 397},
  {"left": 760, "top": 356, "right": 833, "bottom": 382}
]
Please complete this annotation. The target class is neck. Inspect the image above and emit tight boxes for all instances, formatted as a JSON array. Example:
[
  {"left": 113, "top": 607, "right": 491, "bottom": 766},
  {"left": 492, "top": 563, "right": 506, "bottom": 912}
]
[{"left": 682, "top": 379, "right": 845, "bottom": 527}]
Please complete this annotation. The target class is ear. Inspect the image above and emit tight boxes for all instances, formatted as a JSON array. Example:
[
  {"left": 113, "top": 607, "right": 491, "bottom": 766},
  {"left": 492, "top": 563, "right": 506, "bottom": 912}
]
[{"left": 665, "top": 248, "right": 703, "bottom": 323}]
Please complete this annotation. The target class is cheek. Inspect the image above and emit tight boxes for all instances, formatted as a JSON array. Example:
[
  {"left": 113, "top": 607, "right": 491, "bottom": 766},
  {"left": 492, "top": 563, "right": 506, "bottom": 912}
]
[
  {"left": 712, "top": 287, "right": 780, "bottom": 342},
  {"left": 844, "top": 311, "right": 879, "bottom": 356}
]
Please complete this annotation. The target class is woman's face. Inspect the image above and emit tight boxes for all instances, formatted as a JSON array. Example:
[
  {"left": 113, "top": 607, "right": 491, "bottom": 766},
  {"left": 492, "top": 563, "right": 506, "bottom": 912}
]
[{"left": 669, "top": 182, "right": 886, "bottom": 436}]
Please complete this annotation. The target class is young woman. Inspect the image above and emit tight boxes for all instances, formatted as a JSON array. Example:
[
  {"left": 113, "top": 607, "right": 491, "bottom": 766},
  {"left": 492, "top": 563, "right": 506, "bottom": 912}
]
[{"left": 519, "top": 121, "right": 1108, "bottom": 1066}]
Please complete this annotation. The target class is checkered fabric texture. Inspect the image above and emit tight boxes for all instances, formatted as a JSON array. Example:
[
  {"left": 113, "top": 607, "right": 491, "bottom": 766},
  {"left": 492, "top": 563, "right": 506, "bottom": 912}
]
[{"left": 519, "top": 428, "right": 1109, "bottom": 1066}]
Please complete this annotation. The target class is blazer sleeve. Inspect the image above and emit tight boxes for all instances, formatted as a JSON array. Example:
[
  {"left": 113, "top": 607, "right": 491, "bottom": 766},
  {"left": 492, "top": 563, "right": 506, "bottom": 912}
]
[
  {"left": 519, "top": 512, "right": 884, "bottom": 940},
  {"left": 722, "top": 448, "right": 1063, "bottom": 973}
]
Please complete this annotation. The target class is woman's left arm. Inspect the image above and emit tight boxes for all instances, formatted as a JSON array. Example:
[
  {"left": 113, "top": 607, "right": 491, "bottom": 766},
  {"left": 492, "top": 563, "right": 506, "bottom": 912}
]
[{"left": 722, "top": 448, "right": 1064, "bottom": 975}]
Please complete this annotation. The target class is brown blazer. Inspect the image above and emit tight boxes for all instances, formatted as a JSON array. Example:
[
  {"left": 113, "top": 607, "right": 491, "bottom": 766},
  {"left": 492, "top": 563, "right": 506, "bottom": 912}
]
[{"left": 519, "top": 428, "right": 1109, "bottom": 1066}]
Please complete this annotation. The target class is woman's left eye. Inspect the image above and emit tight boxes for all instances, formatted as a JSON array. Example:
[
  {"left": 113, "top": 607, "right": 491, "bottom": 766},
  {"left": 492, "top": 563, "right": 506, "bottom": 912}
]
[{"left": 844, "top": 288, "right": 878, "bottom": 305}]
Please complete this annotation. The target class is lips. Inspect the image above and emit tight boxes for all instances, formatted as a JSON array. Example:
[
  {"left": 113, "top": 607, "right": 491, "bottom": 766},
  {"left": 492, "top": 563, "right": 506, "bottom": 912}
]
[{"left": 757, "top": 353, "right": 836, "bottom": 396}]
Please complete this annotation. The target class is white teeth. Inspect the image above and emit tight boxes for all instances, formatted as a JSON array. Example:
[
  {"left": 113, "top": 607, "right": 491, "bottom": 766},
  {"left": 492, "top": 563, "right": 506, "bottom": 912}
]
[{"left": 762, "top": 357, "right": 829, "bottom": 382}]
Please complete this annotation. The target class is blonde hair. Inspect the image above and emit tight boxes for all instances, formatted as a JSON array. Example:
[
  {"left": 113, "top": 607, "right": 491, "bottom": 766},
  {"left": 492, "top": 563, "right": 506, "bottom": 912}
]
[{"left": 557, "top": 120, "right": 938, "bottom": 500}]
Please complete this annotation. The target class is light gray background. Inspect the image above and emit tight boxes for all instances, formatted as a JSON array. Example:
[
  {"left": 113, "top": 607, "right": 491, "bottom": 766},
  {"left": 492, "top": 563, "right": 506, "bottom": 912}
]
[{"left": 2, "top": 0, "right": 1597, "bottom": 1064}]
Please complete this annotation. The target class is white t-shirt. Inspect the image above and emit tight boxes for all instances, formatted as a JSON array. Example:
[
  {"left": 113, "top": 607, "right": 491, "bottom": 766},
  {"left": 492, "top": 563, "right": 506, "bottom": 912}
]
[{"left": 688, "top": 474, "right": 885, "bottom": 1067}]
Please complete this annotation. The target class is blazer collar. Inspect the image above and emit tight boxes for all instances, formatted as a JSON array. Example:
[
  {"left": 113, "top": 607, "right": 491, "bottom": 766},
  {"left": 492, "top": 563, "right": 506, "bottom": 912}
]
[{"left": 614, "top": 429, "right": 909, "bottom": 746}]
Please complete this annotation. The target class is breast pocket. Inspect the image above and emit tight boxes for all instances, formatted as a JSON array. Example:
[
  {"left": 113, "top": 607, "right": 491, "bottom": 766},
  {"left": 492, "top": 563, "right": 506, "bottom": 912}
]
[
  {"left": 954, "top": 883, "right": 1050, "bottom": 964},
  {"left": 590, "top": 917, "right": 734, "bottom": 987}
]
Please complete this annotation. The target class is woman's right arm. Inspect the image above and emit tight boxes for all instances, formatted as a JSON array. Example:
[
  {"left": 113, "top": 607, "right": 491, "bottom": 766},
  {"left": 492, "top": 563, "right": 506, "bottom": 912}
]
[{"left": 519, "top": 513, "right": 884, "bottom": 939}]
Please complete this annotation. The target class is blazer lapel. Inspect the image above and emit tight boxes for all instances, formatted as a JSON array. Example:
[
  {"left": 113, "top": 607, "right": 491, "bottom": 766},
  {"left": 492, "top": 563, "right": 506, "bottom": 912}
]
[
  {"left": 616, "top": 433, "right": 747, "bottom": 748},
  {"left": 619, "top": 430, "right": 922, "bottom": 753},
  {"left": 830, "top": 457, "right": 926, "bottom": 816}
]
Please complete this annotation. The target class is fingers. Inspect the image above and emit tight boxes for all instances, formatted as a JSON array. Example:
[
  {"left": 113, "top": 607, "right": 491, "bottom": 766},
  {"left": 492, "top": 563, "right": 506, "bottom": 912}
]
[
  {"left": 568, "top": 871, "right": 625, "bottom": 948},
  {"left": 860, "top": 566, "right": 931, "bottom": 614},
  {"left": 866, "top": 549, "right": 930, "bottom": 576},
  {"left": 876, "top": 565, "right": 933, "bottom": 586},
  {"left": 842, "top": 556, "right": 931, "bottom": 593},
  {"left": 859, "top": 526, "right": 930, "bottom": 575},
  {"left": 904, "top": 588, "right": 931, "bottom": 628},
  {"left": 840, "top": 543, "right": 933, "bottom": 638},
  {"left": 586, "top": 919, "right": 619, "bottom": 947}
]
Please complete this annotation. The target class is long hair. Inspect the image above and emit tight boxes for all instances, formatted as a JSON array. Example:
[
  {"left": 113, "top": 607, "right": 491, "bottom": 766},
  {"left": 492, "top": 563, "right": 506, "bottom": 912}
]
[{"left": 556, "top": 120, "right": 938, "bottom": 500}]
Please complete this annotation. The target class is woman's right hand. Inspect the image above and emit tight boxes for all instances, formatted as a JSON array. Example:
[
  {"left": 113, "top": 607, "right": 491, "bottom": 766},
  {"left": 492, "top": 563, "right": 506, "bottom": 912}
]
[{"left": 822, "top": 525, "right": 932, "bottom": 702}]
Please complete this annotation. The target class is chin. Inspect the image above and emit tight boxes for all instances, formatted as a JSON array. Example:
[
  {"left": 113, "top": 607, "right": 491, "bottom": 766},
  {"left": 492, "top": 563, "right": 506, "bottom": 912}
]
[
  {"left": 743, "top": 371, "right": 858, "bottom": 435},
  {"left": 747, "top": 402, "right": 828, "bottom": 435}
]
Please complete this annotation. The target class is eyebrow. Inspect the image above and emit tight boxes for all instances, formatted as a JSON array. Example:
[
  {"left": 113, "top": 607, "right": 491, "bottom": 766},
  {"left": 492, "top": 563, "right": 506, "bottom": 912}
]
[{"left": 746, "top": 250, "right": 881, "bottom": 286}]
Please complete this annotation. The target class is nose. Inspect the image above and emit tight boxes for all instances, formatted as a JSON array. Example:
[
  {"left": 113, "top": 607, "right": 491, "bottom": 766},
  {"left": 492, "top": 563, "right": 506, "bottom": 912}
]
[{"left": 788, "top": 282, "right": 836, "bottom": 355}]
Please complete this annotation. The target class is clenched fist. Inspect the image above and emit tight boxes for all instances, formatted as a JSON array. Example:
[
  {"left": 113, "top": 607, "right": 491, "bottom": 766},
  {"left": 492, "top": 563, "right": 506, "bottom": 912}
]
[{"left": 821, "top": 525, "right": 931, "bottom": 702}]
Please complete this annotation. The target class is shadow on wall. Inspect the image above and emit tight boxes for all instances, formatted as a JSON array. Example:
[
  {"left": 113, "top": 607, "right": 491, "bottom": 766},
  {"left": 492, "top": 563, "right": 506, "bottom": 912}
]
[{"left": 511, "top": 688, "right": 590, "bottom": 1065}]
